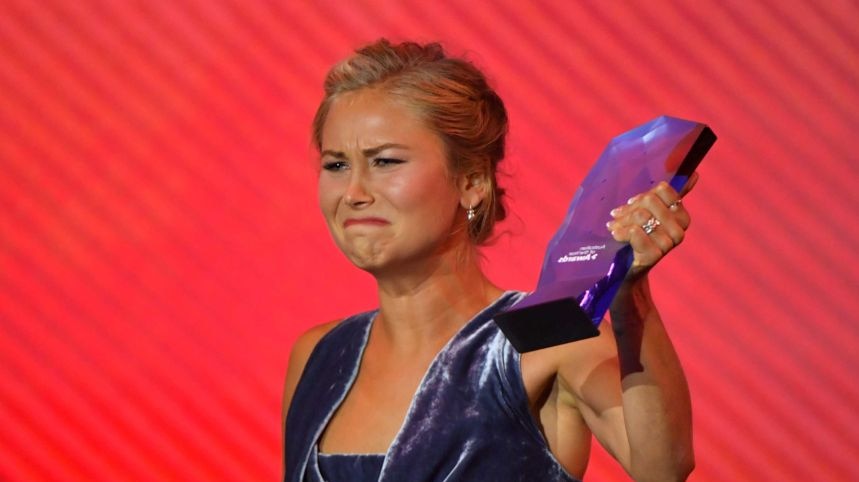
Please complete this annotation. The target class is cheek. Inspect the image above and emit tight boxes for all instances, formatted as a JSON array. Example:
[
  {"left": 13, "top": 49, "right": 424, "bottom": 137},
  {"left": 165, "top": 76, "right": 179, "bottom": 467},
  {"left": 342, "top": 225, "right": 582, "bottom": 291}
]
[
  {"left": 317, "top": 176, "right": 341, "bottom": 219},
  {"left": 386, "top": 170, "right": 458, "bottom": 220}
]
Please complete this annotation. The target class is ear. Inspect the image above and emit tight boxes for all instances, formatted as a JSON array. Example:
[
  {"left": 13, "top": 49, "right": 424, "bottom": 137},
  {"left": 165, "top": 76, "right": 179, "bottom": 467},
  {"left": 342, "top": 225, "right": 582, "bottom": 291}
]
[{"left": 458, "top": 171, "right": 489, "bottom": 210}]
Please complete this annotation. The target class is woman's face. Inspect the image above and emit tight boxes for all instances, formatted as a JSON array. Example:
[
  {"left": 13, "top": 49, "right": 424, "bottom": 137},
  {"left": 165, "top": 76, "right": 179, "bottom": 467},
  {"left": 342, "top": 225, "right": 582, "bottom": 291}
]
[{"left": 317, "top": 88, "right": 465, "bottom": 273}]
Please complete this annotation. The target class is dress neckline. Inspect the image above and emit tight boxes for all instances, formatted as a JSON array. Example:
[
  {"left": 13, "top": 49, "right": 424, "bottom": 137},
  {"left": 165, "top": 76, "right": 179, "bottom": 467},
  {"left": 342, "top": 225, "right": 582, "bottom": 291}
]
[
  {"left": 317, "top": 452, "right": 386, "bottom": 459},
  {"left": 316, "top": 290, "right": 519, "bottom": 461}
]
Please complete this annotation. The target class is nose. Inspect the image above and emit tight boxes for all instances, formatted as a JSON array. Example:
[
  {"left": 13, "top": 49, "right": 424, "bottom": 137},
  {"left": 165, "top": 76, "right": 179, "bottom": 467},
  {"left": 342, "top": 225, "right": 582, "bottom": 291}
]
[{"left": 343, "top": 170, "right": 373, "bottom": 208}]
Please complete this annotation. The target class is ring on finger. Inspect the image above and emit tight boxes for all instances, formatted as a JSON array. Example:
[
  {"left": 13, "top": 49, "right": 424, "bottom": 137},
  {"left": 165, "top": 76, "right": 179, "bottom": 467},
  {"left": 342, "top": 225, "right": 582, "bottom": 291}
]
[
  {"left": 668, "top": 199, "right": 682, "bottom": 211},
  {"left": 642, "top": 216, "right": 661, "bottom": 235}
]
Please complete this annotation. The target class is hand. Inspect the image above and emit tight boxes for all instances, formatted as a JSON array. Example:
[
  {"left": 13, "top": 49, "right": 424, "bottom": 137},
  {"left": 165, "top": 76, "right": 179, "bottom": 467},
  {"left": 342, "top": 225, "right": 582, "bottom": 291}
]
[{"left": 606, "top": 173, "right": 699, "bottom": 282}]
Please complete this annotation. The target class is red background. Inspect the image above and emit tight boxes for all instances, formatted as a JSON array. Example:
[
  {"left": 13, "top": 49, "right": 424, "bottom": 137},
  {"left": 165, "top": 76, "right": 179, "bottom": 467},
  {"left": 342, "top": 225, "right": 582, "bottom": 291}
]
[{"left": 2, "top": 0, "right": 858, "bottom": 480}]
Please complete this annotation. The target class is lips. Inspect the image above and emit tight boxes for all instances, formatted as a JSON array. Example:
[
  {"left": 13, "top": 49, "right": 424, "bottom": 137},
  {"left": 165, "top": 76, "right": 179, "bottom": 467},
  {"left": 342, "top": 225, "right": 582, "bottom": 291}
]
[{"left": 343, "top": 217, "right": 390, "bottom": 227}]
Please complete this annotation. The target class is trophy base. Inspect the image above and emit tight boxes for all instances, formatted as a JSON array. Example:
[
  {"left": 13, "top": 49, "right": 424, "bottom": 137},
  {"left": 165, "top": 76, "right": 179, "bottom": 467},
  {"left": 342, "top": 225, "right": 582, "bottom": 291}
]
[{"left": 495, "top": 297, "right": 599, "bottom": 353}]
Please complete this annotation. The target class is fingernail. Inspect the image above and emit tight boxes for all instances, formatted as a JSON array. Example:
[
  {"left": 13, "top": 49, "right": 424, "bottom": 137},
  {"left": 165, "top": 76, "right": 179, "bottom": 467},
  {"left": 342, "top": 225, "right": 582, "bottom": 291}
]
[
  {"left": 610, "top": 208, "right": 619, "bottom": 217},
  {"left": 627, "top": 196, "right": 636, "bottom": 205},
  {"left": 606, "top": 221, "right": 613, "bottom": 230}
]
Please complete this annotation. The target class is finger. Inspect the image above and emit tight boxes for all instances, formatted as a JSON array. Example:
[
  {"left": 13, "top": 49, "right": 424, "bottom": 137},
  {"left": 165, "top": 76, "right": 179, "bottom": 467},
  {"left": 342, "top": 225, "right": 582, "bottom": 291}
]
[
  {"left": 613, "top": 174, "right": 694, "bottom": 219},
  {"left": 647, "top": 229, "right": 676, "bottom": 255},
  {"left": 609, "top": 204, "right": 631, "bottom": 219},
  {"left": 653, "top": 181, "right": 681, "bottom": 208},
  {"left": 628, "top": 226, "right": 664, "bottom": 268},
  {"left": 608, "top": 222, "right": 630, "bottom": 242},
  {"left": 608, "top": 208, "right": 654, "bottom": 242},
  {"left": 610, "top": 176, "right": 696, "bottom": 235},
  {"left": 611, "top": 208, "right": 687, "bottom": 250},
  {"left": 606, "top": 203, "right": 639, "bottom": 236},
  {"left": 607, "top": 206, "right": 653, "bottom": 237},
  {"left": 637, "top": 192, "right": 689, "bottom": 240},
  {"left": 612, "top": 203, "right": 687, "bottom": 249},
  {"left": 629, "top": 182, "right": 684, "bottom": 221}
]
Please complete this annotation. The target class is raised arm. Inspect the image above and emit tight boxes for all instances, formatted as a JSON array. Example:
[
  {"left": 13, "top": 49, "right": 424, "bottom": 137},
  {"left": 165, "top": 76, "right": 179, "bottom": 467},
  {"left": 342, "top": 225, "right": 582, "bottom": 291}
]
[{"left": 557, "top": 176, "right": 698, "bottom": 481}]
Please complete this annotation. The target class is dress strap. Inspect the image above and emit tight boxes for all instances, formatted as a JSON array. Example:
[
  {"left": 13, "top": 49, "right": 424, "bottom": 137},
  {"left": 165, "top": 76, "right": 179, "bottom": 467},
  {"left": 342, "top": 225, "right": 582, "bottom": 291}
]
[{"left": 284, "top": 311, "right": 376, "bottom": 482}]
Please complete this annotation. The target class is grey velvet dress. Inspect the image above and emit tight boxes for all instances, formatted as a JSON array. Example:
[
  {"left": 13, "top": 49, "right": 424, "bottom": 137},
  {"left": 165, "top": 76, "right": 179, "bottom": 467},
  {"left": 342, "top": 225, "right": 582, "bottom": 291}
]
[{"left": 284, "top": 291, "right": 581, "bottom": 482}]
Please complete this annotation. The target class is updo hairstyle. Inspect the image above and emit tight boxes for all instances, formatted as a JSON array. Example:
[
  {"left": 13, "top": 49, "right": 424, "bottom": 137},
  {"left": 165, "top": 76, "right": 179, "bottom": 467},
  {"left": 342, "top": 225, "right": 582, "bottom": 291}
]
[{"left": 312, "top": 38, "right": 508, "bottom": 245}]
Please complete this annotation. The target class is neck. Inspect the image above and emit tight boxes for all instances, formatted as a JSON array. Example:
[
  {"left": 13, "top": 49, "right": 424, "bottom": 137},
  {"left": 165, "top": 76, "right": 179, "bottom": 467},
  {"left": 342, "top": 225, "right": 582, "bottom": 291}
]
[{"left": 371, "top": 245, "right": 504, "bottom": 351}]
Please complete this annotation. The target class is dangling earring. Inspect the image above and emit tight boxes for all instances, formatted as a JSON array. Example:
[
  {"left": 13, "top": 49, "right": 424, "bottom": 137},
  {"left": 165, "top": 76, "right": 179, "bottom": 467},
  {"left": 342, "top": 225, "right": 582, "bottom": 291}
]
[{"left": 466, "top": 204, "right": 476, "bottom": 222}]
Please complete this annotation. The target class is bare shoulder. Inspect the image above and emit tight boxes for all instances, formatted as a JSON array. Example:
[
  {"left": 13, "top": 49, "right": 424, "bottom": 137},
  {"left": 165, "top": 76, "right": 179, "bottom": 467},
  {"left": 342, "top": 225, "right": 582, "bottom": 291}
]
[
  {"left": 282, "top": 319, "right": 341, "bottom": 422},
  {"left": 291, "top": 320, "right": 341, "bottom": 366}
]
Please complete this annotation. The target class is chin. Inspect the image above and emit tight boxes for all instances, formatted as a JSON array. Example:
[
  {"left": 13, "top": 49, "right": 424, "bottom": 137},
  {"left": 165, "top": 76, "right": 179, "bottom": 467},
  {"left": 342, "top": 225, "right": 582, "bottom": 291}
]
[
  {"left": 336, "top": 231, "right": 452, "bottom": 275},
  {"left": 347, "top": 254, "right": 387, "bottom": 272},
  {"left": 340, "top": 243, "right": 393, "bottom": 272}
]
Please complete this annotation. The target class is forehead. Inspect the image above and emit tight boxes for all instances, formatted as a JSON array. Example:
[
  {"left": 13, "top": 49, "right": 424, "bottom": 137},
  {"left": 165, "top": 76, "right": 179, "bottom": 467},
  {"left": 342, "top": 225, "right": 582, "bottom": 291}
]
[{"left": 321, "top": 88, "right": 443, "bottom": 152}]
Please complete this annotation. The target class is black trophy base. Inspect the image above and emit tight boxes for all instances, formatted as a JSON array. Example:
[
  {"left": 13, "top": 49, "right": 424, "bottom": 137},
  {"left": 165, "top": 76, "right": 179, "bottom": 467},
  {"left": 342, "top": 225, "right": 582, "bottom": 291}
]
[{"left": 494, "top": 297, "right": 599, "bottom": 353}]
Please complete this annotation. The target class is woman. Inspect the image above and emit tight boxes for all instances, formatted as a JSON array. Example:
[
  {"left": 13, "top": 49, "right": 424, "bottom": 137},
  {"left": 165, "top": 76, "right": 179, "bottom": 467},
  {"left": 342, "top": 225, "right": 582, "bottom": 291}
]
[{"left": 283, "top": 39, "right": 696, "bottom": 482}]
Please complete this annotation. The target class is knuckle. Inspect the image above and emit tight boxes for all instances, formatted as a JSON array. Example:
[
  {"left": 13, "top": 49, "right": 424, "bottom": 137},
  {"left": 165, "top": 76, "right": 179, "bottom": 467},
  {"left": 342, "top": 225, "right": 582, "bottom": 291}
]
[
  {"left": 657, "top": 235, "right": 673, "bottom": 254},
  {"left": 665, "top": 223, "right": 685, "bottom": 242},
  {"left": 642, "top": 192, "right": 659, "bottom": 205},
  {"left": 633, "top": 209, "right": 652, "bottom": 223},
  {"left": 657, "top": 181, "right": 676, "bottom": 197}
]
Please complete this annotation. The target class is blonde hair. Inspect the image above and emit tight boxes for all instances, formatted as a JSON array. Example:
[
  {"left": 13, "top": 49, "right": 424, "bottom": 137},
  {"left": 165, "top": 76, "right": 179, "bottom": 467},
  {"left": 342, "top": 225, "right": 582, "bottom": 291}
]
[{"left": 312, "top": 38, "right": 508, "bottom": 245}]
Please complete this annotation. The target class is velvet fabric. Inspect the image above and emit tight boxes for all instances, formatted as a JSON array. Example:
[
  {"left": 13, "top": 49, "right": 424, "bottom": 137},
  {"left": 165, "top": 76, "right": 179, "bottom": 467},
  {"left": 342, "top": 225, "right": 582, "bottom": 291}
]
[
  {"left": 317, "top": 452, "right": 385, "bottom": 481},
  {"left": 284, "top": 291, "right": 581, "bottom": 482}
]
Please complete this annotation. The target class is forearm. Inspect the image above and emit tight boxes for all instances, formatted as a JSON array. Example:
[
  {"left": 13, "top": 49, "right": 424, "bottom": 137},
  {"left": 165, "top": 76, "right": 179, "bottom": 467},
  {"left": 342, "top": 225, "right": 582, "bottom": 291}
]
[{"left": 610, "top": 278, "right": 694, "bottom": 481}]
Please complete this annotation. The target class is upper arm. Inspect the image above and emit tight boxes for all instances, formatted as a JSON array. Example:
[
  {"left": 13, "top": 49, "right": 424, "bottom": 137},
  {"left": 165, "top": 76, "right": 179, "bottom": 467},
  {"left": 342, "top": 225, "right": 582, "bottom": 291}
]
[
  {"left": 281, "top": 320, "right": 340, "bottom": 428},
  {"left": 554, "top": 321, "right": 631, "bottom": 467}
]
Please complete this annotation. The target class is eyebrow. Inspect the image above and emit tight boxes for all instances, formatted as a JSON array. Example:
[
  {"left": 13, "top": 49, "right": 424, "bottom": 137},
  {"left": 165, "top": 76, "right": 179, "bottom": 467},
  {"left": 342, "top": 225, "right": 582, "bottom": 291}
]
[{"left": 320, "top": 143, "right": 410, "bottom": 159}]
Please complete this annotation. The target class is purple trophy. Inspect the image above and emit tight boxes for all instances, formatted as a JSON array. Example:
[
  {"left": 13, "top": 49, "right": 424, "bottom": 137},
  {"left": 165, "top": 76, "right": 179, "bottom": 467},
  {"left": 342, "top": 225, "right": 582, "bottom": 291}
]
[{"left": 495, "top": 116, "right": 716, "bottom": 353}]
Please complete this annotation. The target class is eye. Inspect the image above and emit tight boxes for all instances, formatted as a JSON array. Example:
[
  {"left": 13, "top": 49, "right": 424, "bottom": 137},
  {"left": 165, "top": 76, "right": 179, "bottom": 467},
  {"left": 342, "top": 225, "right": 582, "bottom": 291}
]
[
  {"left": 373, "top": 157, "right": 405, "bottom": 167},
  {"left": 322, "top": 160, "right": 348, "bottom": 171}
]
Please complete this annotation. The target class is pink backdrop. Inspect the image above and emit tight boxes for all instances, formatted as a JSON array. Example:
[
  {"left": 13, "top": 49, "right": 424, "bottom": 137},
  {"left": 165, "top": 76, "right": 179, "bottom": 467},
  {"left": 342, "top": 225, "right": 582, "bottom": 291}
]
[{"left": 2, "top": 0, "right": 858, "bottom": 480}]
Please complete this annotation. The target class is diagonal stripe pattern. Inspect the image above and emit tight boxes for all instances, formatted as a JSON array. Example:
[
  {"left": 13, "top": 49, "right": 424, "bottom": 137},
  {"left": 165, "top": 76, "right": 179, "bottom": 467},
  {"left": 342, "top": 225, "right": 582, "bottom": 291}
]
[{"left": 1, "top": 1, "right": 857, "bottom": 480}]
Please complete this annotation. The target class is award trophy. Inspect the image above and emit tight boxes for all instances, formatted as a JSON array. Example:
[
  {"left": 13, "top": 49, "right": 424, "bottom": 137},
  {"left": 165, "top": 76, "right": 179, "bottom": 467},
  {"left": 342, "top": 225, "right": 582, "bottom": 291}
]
[{"left": 495, "top": 116, "right": 716, "bottom": 353}]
